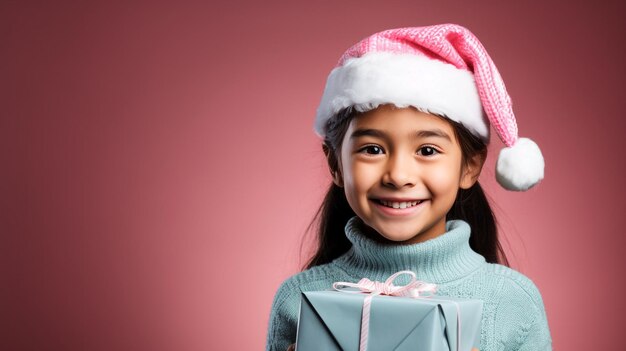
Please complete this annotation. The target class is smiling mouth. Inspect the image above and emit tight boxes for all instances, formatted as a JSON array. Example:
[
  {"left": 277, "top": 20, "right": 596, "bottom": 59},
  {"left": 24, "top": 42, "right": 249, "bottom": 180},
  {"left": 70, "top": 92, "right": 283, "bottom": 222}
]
[{"left": 375, "top": 199, "right": 425, "bottom": 209}]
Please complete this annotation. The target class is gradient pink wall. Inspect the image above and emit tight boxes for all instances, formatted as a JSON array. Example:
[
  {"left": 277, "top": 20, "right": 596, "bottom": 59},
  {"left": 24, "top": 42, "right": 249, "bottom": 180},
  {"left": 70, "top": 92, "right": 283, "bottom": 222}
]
[{"left": 3, "top": 1, "right": 625, "bottom": 350}]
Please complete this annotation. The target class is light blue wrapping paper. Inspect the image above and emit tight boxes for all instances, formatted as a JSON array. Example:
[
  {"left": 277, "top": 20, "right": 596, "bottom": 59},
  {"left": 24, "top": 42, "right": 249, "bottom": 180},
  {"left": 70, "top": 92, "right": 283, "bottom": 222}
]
[{"left": 295, "top": 291, "right": 482, "bottom": 351}]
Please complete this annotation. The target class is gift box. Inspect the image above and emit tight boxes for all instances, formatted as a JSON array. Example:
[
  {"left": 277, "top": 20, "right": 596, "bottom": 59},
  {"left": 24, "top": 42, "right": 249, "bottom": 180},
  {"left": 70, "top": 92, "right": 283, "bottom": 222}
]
[{"left": 295, "top": 272, "right": 482, "bottom": 351}]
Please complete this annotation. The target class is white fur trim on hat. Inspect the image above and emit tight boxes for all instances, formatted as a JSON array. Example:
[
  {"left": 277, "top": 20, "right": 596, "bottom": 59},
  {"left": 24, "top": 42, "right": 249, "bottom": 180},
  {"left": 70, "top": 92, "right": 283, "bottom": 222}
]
[
  {"left": 314, "top": 51, "right": 490, "bottom": 140},
  {"left": 496, "top": 137, "right": 545, "bottom": 191}
]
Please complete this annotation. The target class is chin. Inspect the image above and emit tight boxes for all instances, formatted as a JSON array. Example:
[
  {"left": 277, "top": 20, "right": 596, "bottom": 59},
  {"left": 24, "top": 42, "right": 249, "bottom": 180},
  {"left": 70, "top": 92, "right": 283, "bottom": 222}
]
[
  {"left": 373, "top": 222, "right": 421, "bottom": 242},
  {"left": 384, "top": 233, "right": 421, "bottom": 243}
]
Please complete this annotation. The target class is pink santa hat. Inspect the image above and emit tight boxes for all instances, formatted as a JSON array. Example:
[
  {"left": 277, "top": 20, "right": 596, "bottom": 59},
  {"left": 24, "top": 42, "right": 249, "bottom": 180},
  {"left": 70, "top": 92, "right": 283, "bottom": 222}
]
[{"left": 314, "top": 24, "right": 544, "bottom": 191}]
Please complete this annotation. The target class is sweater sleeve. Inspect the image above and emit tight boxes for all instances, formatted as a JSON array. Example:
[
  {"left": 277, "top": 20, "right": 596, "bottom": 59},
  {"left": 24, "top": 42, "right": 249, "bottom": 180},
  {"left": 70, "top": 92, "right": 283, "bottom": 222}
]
[
  {"left": 493, "top": 270, "right": 553, "bottom": 351},
  {"left": 516, "top": 312, "right": 552, "bottom": 351},
  {"left": 515, "top": 282, "right": 552, "bottom": 351},
  {"left": 265, "top": 279, "right": 301, "bottom": 351}
]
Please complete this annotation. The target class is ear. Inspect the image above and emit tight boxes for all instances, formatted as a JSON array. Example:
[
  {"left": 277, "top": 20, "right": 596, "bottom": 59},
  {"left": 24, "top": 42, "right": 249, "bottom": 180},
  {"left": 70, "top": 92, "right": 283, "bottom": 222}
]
[
  {"left": 323, "top": 143, "right": 344, "bottom": 187},
  {"left": 331, "top": 170, "right": 344, "bottom": 188},
  {"left": 460, "top": 151, "right": 486, "bottom": 189}
]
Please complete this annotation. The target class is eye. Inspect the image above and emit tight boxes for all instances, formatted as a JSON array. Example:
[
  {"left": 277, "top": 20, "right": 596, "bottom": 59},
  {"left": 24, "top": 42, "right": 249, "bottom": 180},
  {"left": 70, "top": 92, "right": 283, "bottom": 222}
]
[
  {"left": 417, "top": 146, "right": 439, "bottom": 156},
  {"left": 359, "top": 145, "right": 384, "bottom": 155}
]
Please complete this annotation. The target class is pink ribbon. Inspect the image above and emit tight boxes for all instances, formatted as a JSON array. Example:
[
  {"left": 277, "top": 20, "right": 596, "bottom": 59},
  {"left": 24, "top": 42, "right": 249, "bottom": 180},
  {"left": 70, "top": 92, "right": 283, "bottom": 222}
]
[
  {"left": 333, "top": 271, "right": 461, "bottom": 351},
  {"left": 333, "top": 270, "right": 437, "bottom": 298}
]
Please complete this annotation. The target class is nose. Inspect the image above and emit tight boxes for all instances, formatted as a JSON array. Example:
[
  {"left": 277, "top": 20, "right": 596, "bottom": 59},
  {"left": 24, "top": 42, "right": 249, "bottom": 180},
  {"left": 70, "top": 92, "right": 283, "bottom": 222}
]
[{"left": 382, "top": 152, "right": 417, "bottom": 188}]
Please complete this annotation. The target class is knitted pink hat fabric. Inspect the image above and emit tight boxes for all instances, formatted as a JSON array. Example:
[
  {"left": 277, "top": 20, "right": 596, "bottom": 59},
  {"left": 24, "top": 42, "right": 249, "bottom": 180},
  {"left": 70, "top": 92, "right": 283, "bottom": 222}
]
[{"left": 314, "top": 23, "right": 544, "bottom": 191}]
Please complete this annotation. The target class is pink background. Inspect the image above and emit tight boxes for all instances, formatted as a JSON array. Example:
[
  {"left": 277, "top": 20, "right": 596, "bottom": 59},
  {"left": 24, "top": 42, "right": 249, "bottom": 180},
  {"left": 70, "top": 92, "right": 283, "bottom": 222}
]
[{"left": 3, "top": 0, "right": 625, "bottom": 350}]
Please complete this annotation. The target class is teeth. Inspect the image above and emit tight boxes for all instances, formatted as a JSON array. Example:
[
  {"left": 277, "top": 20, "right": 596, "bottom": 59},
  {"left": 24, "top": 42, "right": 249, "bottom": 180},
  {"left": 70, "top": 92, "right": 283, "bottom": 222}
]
[{"left": 380, "top": 200, "right": 422, "bottom": 208}]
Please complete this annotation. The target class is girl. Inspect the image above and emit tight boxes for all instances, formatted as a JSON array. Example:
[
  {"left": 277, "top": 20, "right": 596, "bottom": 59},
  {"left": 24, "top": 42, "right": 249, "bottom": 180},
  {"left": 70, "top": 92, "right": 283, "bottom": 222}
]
[{"left": 266, "top": 24, "right": 551, "bottom": 351}]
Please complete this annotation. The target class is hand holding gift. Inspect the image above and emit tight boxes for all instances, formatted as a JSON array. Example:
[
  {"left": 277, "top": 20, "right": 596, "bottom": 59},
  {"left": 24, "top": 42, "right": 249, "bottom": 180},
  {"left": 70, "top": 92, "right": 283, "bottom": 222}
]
[
  {"left": 287, "top": 345, "right": 480, "bottom": 351},
  {"left": 295, "top": 271, "right": 483, "bottom": 351}
]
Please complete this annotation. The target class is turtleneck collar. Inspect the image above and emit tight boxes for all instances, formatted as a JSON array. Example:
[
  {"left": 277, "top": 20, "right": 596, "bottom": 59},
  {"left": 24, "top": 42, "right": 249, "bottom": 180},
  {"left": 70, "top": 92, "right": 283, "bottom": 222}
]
[{"left": 333, "top": 216, "right": 485, "bottom": 284}]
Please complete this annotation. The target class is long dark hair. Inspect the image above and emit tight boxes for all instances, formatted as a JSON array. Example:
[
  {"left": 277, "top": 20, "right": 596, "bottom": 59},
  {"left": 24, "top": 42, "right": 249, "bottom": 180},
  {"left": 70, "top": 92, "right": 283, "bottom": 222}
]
[{"left": 303, "top": 107, "right": 509, "bottom": 269}]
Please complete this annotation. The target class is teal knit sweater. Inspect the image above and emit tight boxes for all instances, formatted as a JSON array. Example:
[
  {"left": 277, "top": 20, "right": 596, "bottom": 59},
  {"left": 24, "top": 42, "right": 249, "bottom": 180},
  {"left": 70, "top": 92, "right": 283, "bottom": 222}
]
[{"left": 266, "top": 217, "right": 552, "bottom": 351}]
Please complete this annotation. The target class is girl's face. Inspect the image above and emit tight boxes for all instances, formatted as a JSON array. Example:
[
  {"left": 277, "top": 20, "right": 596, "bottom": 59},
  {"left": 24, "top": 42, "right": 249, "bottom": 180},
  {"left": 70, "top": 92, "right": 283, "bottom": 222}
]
[{"left": 335, "top": 105, "right": 479, "bottom": 244}]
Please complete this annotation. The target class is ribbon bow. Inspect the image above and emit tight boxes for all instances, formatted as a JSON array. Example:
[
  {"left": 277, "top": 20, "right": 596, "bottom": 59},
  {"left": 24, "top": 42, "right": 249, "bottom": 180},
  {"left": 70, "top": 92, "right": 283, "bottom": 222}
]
[
  {"left": 332, "top": 271, "right": 439, "bottom": 351},
  {"left": 333, "top": 270, "right": 437, "bottom": 298}
]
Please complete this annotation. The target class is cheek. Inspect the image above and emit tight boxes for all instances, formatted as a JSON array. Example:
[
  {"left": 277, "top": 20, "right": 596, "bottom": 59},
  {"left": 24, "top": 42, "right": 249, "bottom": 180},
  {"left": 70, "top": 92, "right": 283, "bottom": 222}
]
[
  {"left": 343, "top": 162, "right": 378, "bottom": 198},
  {"left": 426, "top": 162, "right": 462, "bottom": 195}
]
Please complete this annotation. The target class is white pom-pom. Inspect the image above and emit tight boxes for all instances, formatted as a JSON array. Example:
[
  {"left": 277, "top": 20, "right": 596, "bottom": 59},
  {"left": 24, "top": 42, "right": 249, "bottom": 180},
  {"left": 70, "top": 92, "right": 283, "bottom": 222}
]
[{"left": 496, "top": 137, "right": 545, "bottom": 191}]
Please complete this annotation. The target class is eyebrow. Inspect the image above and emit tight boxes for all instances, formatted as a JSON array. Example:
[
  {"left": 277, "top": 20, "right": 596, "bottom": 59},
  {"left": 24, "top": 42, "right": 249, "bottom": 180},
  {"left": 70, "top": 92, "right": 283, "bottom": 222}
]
[
  {"left": 350, "top": 128, "right": 452, "bottom": 142},
  {"left": 350, "top": 128, "right": 387, "bottom": 140},
  {"left": 414, "top": 129, "right": 452, "bottom": 142}
]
